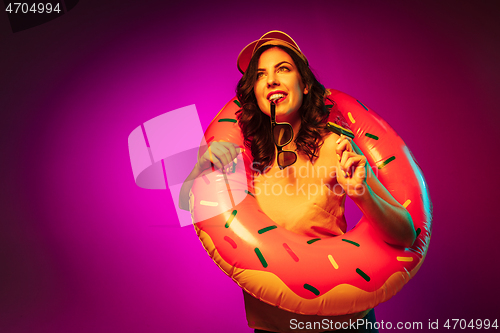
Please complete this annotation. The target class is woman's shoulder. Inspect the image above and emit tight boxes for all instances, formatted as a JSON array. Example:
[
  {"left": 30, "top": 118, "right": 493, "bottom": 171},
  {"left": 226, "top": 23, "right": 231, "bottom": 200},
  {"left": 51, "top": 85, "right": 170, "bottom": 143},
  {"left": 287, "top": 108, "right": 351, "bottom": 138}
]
[{"left": 320, "top": 131, "right": 339, "bottom": 154}]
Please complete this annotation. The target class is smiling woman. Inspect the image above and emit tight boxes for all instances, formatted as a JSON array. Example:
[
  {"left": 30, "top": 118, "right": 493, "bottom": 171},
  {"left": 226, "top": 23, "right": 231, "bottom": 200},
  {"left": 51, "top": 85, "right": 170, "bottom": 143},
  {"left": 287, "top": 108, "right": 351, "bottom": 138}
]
[
  {"left": 235, "top": 39, "right": 334, "bottom": 177},
  {"left": 253, "top": 48, "right": 308, "bottom": 129},
  {"left": 179, "top": 31, "right": 422, "bottom": 333}
]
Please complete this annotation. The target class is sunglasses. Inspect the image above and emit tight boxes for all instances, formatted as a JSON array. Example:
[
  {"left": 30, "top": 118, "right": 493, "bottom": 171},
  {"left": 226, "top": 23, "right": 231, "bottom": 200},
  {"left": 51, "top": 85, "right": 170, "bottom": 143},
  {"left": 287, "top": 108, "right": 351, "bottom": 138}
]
[{"left": 270, "top": 101, "right": 297, "bottom": 170}]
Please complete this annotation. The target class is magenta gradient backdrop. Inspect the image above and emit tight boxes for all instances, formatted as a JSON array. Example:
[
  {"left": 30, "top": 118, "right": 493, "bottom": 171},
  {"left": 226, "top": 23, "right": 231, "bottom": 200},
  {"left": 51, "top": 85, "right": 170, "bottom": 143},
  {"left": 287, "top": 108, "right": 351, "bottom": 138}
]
[{"left": 1, "top": 1, "right": 499, "bottom": 332}]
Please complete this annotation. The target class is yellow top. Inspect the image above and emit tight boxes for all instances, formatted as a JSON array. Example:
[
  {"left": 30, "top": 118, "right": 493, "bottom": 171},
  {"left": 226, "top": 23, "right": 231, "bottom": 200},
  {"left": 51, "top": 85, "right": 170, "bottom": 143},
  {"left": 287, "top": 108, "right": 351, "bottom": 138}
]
[{"left": 246, "top": 132, "right": 368, "bottom": 332}]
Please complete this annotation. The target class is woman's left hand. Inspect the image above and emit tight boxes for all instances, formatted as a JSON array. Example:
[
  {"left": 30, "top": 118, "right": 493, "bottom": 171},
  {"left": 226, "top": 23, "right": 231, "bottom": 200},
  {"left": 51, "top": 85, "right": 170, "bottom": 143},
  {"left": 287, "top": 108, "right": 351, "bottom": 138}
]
[{"left": 336, "top": 135, "right": 367, "bottom": 197}]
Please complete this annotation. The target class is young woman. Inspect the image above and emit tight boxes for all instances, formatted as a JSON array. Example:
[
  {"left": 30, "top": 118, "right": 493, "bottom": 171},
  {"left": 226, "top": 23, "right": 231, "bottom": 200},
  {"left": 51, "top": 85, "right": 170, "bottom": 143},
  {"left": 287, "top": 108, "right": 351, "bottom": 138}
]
[{"left": 180, "top": 31, "right": 415, "bottom": 333}]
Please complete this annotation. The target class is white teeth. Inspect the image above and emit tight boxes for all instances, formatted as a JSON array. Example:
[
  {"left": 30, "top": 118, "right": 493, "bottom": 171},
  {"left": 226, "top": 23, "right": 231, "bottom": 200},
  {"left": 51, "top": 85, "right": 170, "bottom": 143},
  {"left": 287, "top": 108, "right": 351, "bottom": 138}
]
[{"left": 269, "top": 93, "right": 285, "bottom": 101}]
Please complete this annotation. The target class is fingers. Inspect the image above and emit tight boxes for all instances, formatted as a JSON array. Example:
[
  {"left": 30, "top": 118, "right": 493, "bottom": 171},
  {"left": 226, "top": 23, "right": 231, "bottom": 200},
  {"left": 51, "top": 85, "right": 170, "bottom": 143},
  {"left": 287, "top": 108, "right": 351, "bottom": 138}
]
[
  {"left": 336, "top": 138, "right": 366, "bottom": 178},
  {"left": 338, "top": 151, "right": 354, "bottom": 177},
  {"left": 205, "top": 141, "right": 242, "bottom": 172},
  {"left": 335, "top": 134, "right": 353, "bottom": 158},
  {"left": 336, "top": 134, "right": 353, "bottom": 177},
  {"left": 335, "top": 135, "right": 367, "bottom": 196},
  {"left": 344, "top": 154, "right": 367, "bottom": 179},
  {"left": 207, "top": 145, "right": 224, "bottom": 171},
  {"left": 219, "top": 141, "right": 241, "bottom": 160},
  {"left": 210, "top": 144, "right": 232, "bottom": 166}
]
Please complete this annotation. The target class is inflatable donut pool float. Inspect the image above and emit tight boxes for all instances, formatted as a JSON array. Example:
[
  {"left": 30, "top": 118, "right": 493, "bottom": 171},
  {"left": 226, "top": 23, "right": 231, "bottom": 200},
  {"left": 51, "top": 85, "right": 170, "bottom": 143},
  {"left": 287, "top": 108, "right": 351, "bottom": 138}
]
[{"left": 190, "top": 89, "right": 432, "bottom": 316}]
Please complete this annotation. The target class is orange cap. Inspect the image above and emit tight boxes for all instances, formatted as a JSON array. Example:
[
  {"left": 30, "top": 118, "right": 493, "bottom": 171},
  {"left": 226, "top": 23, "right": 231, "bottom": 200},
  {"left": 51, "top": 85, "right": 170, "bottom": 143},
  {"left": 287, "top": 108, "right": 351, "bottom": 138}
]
[{"left": 237, "top": 30, "right": 308, "bottom": 74}]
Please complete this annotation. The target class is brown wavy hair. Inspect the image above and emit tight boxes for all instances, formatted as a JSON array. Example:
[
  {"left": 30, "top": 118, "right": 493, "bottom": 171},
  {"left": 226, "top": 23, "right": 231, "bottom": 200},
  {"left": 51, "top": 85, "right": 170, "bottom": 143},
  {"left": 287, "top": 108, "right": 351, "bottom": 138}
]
[{"left": 236, "top": 44, "right": 330, "bottom": 174}]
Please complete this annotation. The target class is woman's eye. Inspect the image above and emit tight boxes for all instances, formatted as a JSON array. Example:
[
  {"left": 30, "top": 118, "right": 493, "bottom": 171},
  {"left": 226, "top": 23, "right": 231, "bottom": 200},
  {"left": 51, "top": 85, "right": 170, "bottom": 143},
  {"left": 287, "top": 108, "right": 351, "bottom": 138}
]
[
  {"left": 256, "top": 72, "right": 265, "bottom": 79},
  {"left": 277, "top": 66, "right": 290, "bottom": 73}
]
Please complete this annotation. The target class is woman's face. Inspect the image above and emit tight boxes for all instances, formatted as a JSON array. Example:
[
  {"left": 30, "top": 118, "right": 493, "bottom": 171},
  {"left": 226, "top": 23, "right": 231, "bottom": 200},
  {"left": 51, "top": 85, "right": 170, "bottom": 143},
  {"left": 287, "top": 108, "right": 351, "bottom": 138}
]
[{"left": 253, "top": 47, "right": 308, "bottom": 124}]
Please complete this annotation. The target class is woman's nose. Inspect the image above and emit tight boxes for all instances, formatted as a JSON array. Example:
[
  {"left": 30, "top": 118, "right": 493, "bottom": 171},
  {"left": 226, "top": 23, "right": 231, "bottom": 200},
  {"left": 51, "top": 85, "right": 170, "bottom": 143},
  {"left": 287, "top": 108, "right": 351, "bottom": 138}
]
[{"left": 267, "top": 73, "right": 279, "bottom": 86}]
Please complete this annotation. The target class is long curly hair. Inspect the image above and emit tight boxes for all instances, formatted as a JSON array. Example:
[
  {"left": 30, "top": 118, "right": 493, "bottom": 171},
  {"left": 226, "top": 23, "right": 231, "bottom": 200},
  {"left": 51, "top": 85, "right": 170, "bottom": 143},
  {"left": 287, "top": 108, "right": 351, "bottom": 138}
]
[{"left": 236, "top": 44, "right": 330, "bottom": 174}]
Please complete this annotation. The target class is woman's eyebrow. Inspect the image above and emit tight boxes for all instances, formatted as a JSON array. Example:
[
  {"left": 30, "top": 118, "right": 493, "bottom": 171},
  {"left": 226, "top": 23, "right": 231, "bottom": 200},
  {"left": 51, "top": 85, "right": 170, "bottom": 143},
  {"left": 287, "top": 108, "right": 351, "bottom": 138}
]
[
  {"left": 274, "top": 61, "right": 292, "bottom": 68},
  {"left": 257, "top": 61, "right": 293, "bottom": 71}
]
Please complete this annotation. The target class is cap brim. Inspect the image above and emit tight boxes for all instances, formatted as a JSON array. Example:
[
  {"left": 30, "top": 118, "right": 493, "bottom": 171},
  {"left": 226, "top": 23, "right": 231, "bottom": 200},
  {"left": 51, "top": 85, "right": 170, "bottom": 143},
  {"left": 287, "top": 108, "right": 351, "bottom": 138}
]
[{"left": 237, "top": 31, "right": 303, "bottom": 74}]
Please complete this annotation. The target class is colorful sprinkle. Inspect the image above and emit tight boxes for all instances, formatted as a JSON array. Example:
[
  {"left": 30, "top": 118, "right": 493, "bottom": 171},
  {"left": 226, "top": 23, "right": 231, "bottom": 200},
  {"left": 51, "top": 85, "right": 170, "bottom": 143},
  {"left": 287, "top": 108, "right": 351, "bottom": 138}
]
[
  {"left": 304, "top": 284, "right": 320, "bottom": 296},
  {"left": 200, "top": 200, "right": 218, "bottom": 207},
  {"left": 218, "top": 118, "right": 237, "bottom": 123},
  {"left": 328, "top": 254, "right": 339, "bottom": 269},
  {"left": 224, "top": 210, "right": 237, "bottom": 228},
  {"left": 258, "top": 226, "right": 277, "bottom": 234},
  {"left": 283, "top": 243, "right": 299, "bottom": 262},
  {"left": 356, "top": 268, "right": 370, "bottom": 282},
  {"left": 233, "top": 100, "right": 241, "bottom": 107},
  {"left": 307, "top": 238, "right": 321, "bottom": 244},
  {"left": 224, "top": 236, "right": 237, "bottom": 249},
  {"left": 326, "top": 104, "right": 333, "bottom": 110},
  {"left": 347, "top": 112, "right": 356, "bottom": 123},
  {"left": 245, "top": 190, "right": 255, "bottom": 197},
  {"left": 201, "top": 174, "right": 210, "bottom": 185},
  {"left": 403, "top": 199, "right": 411, "bottom": 208},
  {"left": 206, "top": 135, "right": 215, "bottom": 144},
  {"left": 377, "top": 156, "right": 396, "bottom": 169},
  {"left": 254, "top": 248, "right": 268, "bottom": 268},
  {"left": 365, "top": 133, "right": 379, "bottom": 140},
  {"left": 356, "top": 100, "right": 368, "bottom": 111},
  {"left": 397, "top": 256, "right": 413, "bottom": 262},
  {"left": 416, "top": 228, "right": 421, "bottom": 237},
  {"left": 327, "top": 122, "right": 355, "bottom": 139},
  {"left": 342, "top": 239, "right": 360, "bottom": 247}
]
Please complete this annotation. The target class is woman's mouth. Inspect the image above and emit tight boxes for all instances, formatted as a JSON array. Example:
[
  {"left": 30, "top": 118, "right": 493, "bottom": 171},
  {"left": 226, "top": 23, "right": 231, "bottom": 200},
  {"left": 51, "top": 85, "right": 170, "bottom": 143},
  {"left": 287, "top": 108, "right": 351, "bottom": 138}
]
[{"left": 268, "top": 93, "right": 288, "bottom": 104}]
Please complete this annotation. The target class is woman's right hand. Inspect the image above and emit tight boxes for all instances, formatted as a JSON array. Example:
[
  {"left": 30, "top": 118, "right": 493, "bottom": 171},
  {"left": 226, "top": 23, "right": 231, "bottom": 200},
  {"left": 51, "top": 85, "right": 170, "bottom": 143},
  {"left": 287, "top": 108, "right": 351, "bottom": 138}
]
[
  {"left": 198, "top": 141, "right": 242, "bottom": 173},
  {"left": 179, "top": 141, "right": 242, "bottom": 211}
]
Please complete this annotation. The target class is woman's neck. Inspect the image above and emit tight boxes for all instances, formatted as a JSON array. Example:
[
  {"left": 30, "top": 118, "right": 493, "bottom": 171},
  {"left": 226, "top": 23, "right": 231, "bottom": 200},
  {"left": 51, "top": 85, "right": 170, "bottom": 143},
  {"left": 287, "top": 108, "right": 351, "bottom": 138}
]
[{"left": 278, "top": 112, "right": 301, "bottom": 139}]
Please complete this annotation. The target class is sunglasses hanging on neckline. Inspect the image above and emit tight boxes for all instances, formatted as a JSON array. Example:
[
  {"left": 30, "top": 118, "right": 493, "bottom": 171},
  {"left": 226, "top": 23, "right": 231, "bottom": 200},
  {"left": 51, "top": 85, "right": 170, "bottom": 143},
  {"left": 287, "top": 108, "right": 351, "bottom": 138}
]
[{"left": 270, "top": 101, "right": 297, "bottom": 170}]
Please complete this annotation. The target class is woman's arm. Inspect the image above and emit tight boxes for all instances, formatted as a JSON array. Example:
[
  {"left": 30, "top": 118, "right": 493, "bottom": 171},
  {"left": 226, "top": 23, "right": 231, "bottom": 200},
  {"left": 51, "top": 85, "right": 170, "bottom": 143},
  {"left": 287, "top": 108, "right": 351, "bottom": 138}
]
[
  {"left": 178, "top": 162, "right": 204, "bottom": 211},
  {"left": 336, "top": 135, "right": 416, "bottom": 248},
  {"left": 178, "top": 141, "right": 241, "bottom": 211}
]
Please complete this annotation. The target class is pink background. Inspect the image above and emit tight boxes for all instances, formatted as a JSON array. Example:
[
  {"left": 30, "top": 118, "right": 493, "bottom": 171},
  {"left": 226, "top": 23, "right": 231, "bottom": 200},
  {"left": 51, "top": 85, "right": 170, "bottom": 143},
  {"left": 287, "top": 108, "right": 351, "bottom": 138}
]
[{"left": 1, "top": 0, "right": 499, "bottom": 332}]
